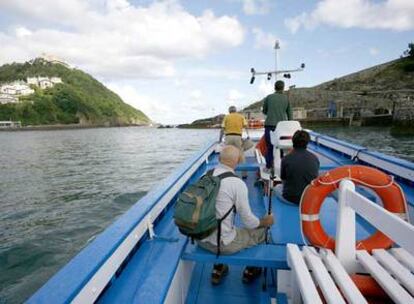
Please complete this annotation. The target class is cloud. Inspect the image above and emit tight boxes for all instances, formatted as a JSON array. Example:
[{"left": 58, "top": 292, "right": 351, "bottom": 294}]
[
  {"left": 190, "top": 90, "right": 202, "bottom": 100},
  {"left": 106, "top": 82, "right": 164, "bottom": 122},
  {"left": 252, "top": 27, "right": 281, "bottom": 49},
  {"left": 187, "top": 89, "right": 206, "bottom": 111},
  {"left": 107, "top": 82, "right": 219, "bottom": 124},
  {"left": 369, "top": 47, "right": 379, "bottom": 56},
  {"left": 226, "top": 89, "right": 245, "bottom": 109},
  {"left": 285, "top": 0, "right": 414, "bottom": 33},
  {"left": 240, "top": 0, "right": 270, "bottom": 15},
  {"left": 285, "top": 13, "right": 308, "bottom": 34},
  {"left": 228, "top": 89, "right": 244, "bottom": 100},
  {"left": 15, "top": 26, "right": 32, "bottom": 38},
  {"left": 180, "top": 67, "right": 244, "bottom": 80},
  {"left": 0, "top": 0, "right": 245, "bottom": 79},
  {"left": 257, "top": 79, "right": 273, "bottom": 97}
]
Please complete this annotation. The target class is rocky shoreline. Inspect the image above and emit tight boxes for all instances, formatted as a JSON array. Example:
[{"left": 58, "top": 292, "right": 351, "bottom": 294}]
[{"left": 0, "top": 123, "right": 150, "bottom": 131}]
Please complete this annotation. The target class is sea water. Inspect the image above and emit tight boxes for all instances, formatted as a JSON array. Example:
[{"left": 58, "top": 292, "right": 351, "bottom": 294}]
[{"left": 0, "top": 126, "right": 412, "bottom": 303}]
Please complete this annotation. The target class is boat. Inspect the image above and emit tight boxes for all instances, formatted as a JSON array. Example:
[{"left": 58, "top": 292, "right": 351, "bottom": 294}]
[{"left": 28, "top": 122, "right": 414, "bottom": 304}]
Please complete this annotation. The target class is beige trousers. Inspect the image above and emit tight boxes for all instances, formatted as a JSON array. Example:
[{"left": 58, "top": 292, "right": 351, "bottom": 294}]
[{"left": 197, "top": 228, "right": 266, "bottom": 255}]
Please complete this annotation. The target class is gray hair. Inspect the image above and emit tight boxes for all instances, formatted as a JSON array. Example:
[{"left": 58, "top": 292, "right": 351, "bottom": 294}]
[{"left": 228, "top": 106, "right": 237, "bottom": 113}]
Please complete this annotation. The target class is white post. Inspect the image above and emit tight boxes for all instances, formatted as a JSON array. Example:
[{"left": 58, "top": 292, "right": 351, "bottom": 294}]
[{"left": 335, "top": 179, "right": 358, "bottom": 273}]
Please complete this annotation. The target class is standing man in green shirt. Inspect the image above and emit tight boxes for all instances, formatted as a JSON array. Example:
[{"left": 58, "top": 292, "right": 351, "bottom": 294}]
[{"left": 262, "top": 80, "right": 292, "bottom": 170}]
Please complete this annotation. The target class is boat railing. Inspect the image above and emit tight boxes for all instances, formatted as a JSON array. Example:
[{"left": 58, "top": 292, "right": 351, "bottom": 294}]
[
  {"left": 309, "top": 131, "right": 414, "bottom": 183},
  {"left": 287, "top": 179, "right": 414, "bottom": 303},
  {"left": 335, "top": 179, "right": 413, "bottom": 272}
]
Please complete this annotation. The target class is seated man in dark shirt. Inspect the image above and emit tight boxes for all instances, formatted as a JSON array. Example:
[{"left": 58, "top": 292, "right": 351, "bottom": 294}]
[{"left": 280, "top": 130, "right": 319, "bottom": 204}]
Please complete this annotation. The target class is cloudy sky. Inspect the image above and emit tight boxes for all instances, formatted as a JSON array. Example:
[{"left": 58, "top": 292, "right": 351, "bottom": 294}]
[{"left": 0, "top": 0, "right": 413, "bottom": 123}]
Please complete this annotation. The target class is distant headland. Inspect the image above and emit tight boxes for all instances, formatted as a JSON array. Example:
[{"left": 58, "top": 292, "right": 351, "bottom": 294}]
[{"left": 0, "top": 54, "right": 150, "bottom": 129}]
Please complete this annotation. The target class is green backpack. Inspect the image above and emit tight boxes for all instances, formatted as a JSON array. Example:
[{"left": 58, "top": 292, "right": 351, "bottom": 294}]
[{"left": 174, "top": 169, "right": 237, "bottom": 252}]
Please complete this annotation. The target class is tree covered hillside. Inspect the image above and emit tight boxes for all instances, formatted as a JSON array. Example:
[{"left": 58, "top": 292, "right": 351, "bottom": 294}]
[{"left": 0, "top": 59, "right": 150, "bottom": 126}]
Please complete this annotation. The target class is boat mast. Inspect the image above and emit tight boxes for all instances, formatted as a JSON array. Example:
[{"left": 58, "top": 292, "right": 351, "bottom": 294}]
[
  {"left": 274, "top": 40, "right": 280, "bottom": 81},
  {"left": 250, "top": 40, "right": 305, "bottom": 84}
]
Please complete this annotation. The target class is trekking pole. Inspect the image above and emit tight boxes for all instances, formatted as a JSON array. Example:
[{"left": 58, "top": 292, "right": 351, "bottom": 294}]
[
  {"left": 265, "top": 167, "right": 274, "bottom": 242},
  {"left": 218, "top": 128, "right": 224, "bottom": 143},
  {"left": 245, "top": 127, "right": 250, "bottom": 139},
  {"left": 262, "top": 167, "right": 274, "bottom": 291}
]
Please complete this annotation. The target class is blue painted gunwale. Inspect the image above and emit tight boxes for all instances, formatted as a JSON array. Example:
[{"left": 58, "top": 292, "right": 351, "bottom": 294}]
[
  {"left": 310, "top": 131, "right": 414, "bottom": 193},
  {"left": 28, "top": 140, "right": 217, "bottom": 304},
  {"left": 98, "top": 207, "right": 188, "bottom": 303},
  {"left": 310, "top": 131, "right": 414, "bottom": 173}
]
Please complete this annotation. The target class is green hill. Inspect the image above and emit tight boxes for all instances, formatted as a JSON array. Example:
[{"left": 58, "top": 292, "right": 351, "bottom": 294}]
[{"left": 0, "top": 58, "right": 150, "bottom": 126}]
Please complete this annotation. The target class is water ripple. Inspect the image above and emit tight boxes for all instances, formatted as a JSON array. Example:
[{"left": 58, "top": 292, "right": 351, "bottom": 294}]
[{"left": 0, "top": 127, "right": 216, "bottom": 303}]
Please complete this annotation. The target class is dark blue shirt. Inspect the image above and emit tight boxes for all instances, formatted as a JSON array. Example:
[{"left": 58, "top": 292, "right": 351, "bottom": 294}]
[{"left": 280, "top": 149, "right": 320, "bottom": 204}]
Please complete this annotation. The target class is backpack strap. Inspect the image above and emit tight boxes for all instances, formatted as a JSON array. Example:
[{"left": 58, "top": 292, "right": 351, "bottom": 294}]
[
  {"left": 210, "top": 169, "right": 239, "bottom": 257},
  {"left": 216, "top": 205, "right": 236, "bottom": 258},
  {"left": 216, "top": 171, "right": 238, "bottom": 180},
  {"left": 206, "top": 169, "right": 215, "bottom": 177}
]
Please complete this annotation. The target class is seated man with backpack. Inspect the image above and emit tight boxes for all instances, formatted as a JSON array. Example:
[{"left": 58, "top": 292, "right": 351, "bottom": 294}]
[{"left": 174, "top": 145, "right": 274, "bottom": 285}]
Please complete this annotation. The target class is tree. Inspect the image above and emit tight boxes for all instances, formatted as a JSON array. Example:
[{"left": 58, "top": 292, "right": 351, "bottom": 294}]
[{"left": 403, "top": 42, "right": 414, "bottom": 58}]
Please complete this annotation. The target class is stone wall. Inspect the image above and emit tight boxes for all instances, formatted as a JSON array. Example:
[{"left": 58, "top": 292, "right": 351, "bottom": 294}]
[
  {"left": 289, "top": 88, "right": 414, "bottom": 119},
  {"left": 392, "top": 95, "right": 414, "bottom": 134}
]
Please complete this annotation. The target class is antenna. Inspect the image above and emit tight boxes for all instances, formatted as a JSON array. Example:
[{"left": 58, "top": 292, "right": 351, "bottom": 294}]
[{"left": 250, "top": 40, "right": 305, "bottom": 84}]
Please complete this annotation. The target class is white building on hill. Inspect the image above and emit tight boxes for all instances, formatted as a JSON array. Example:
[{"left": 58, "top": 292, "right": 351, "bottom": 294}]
[
  {"left": 39, "top": 53, "right": 70, "bottom": 68},
  {"left": 0, "top": 81, "right": 34, "bottom": 96},
  {"left": 0, "top": 75, "right": 63, "bottom": 105},
  {"left": 50, "top": 77, "right": 62, "bottom": 84},
  {"left": 27, "top": 76, "right": 62, "bottom": 89}
]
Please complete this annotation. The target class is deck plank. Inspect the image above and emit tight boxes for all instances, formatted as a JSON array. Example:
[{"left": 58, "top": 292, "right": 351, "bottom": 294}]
[
  {"left": 373, "top": 249, "right": 414, "bottom": 295},
  {"left": 182, "top": 243, "right": 287, "bottom": 268},
  {"left": 286, "top": 244, "right": 322, "bottom": 304},
  {"left": 302, "top": 247, "right": 345, "bottom": 304},
  {"left": 319, "top": 249, "right": 367, "bottom": 304},
  {"left": 357, "top": 250, "right": 414, "bottom": 304},
  {"left": 390, "top": 247, "right": 414, "bottom": 272}
]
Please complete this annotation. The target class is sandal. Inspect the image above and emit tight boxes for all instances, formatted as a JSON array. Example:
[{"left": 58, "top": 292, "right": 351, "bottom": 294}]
[
  {"left": 242, "top": 266, "right": 262, "bottom": 284},
  {"left": 211, "top": 264, "right": 229, "bottom": 285}
]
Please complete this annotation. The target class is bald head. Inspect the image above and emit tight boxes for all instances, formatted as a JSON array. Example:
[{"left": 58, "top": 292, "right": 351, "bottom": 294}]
[{"left": 219, "top": 145, "right": 241, "bottom": 169}]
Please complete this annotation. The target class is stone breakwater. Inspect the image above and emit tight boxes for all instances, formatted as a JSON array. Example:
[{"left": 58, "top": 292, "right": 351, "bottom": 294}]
[{"left": 288, "top": 88, "right": 414, "bottom": 132}]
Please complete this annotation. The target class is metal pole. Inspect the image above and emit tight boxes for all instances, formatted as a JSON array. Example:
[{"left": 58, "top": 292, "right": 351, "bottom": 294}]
[
  {"left": 263, "top": 168, "right": 274, "bottom": 291},
  {"left": 274, "top": 40, "right": 280, "bottom": 81},
  {"left": 275, "top": 49, "right": 278, "bottom": 81}
]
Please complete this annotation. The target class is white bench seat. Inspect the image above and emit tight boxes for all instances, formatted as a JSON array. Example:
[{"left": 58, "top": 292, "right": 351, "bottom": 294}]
[{"left": 286, "top": 244, "right": 414, "bottom": 304}]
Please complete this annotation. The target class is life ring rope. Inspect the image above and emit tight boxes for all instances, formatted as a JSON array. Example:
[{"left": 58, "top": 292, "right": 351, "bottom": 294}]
[{"left": 312, "top": 167, "right": 395, "bottom": 189}]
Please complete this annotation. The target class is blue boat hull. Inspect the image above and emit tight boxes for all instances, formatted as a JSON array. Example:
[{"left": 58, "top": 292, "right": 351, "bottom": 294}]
[{"left": 28, "top": 132, "right": 414, "bottom": 304}]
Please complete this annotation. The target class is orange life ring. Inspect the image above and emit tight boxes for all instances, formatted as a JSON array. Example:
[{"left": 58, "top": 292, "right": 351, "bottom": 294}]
[
  {"left": 316, "top": 275, "right": 391, "bottom": 302},
  {"left": 350, "top": 274, "right": 390, "bottom": 300},
  {"left": 300, "top": 165, "right": 407, "bottom": 252},
  {"left": 300, "top": 165, "right": 407, "bottom": 299}
]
